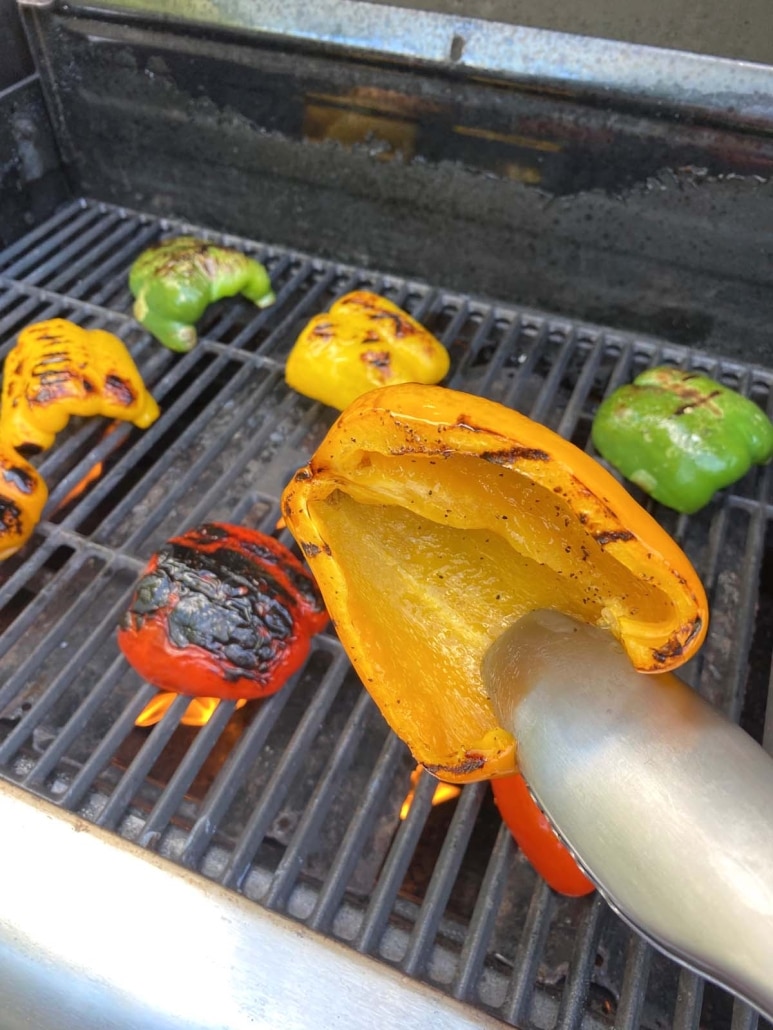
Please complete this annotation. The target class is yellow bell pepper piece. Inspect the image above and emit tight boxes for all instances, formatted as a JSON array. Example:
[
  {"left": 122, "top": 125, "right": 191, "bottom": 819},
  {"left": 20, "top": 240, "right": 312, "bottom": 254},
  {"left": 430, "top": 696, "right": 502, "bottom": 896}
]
[
  {"left": 281, "top": 383, "right": 708, "bottom": 784},
  {"left": 1, "top": 319, "right": 160, "bottom": 452},
  {"left": 285, "top": 291, "right": 450, "bottom": 409},
  {"left": 0, "top": 444, "right": 48, "bottom": 560}
]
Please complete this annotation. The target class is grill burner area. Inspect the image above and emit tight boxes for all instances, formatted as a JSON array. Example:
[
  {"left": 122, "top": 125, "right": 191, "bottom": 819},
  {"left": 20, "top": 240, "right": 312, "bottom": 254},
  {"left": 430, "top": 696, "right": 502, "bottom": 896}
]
[{"left": 0, "top": 198, "right": 772, "bottom": 1030}]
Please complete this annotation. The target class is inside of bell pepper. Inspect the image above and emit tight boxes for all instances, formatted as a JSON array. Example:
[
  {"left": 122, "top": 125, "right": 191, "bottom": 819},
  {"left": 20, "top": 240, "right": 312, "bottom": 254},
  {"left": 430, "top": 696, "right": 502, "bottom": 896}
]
[{"left": 308, "top": 450, "right": 675, "bottom": 762}]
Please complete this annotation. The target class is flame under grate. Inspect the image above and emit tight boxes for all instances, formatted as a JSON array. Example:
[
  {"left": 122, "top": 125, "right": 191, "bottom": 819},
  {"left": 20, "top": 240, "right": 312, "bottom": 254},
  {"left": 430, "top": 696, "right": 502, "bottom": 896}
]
[{"left": 0, "top": 198, "right": 772, "bottom": 1030}]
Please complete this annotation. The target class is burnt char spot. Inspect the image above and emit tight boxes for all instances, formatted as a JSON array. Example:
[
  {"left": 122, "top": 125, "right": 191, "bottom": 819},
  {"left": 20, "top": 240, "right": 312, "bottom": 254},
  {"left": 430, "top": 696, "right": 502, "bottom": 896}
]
[
  {"left": 1, "top": 465, "right": 36, "bottom": 495},
  {"left": 361, "top": 350, "right": 392, "bottom": 371},
  {"left": 104, "top": 374, "right": 136, "bottom": 407},
  {"left": 424, "top": 753, "right": 487, "bottom": 776},
  {"left": 651, "top": 635, "right": 686, "bottom": 664},
  {"left": 482, "top": 447, "right": 551, "bottom": 464},
  {"left": 593, "top": 530, "right": 635, "bottom": 547},
  {"left": 130, "top": 538, "right": 300, "bottom": 684},
  {"left": 371, "top": 311, "right": 415, "bottom": 337},
  {"left": 0, "top": 498, "right": 23, "bottom": 537},
  {"left": 684, "top": 616, "right": 703, "bottom": 644},
  {"left": 674, "top": 389, "right": 722, "bottom": 416},
  {"left": 651, "top": 616, "right": 704, "bottom": 666}
]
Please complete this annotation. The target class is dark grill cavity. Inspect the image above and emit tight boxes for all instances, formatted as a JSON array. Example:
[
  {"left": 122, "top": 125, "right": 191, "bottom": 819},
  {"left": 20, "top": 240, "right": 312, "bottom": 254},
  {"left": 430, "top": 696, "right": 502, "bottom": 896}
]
[{"left": 1, "top": 198, "right": 772, "bottom": 1030}]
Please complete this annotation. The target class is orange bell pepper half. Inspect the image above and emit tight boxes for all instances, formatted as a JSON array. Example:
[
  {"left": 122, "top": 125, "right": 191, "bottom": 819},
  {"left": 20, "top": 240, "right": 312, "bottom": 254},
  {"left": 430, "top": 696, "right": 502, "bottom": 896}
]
[{"left": 281, "top": 383, "right": 708, "bottom": 784}]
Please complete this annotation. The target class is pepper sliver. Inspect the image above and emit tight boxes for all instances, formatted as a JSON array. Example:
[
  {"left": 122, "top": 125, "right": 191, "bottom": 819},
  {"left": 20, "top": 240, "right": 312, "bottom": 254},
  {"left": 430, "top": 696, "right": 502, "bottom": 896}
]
[
  {"left": 0, "top": 446, "right": 48, "bottom": 560},
  {"left": 591, "top": 366, "right": 773, "bottom": 514},
  {"left": 117, "top": 523, "right": 328, "bottom": 701},
  {"left": 281, "top": 383, "right": 708, "bottom": 783},
  {"left": 129, "top": 237, "right": 275, "bottom": 352},
  {"left": 285, "top": 291, "right": 450, "bottom": 410},
  {"left": 1, "top": 319, "right": 160, "bottom": 453}
]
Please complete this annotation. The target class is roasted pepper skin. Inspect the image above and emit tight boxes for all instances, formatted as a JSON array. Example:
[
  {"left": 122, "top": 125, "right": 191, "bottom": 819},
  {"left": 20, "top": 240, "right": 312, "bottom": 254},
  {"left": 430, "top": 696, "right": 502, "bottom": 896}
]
[
  {"left": 118, "top": 523, "right": 328, "bottom": 700},
  {"left": 285, "top": 291, "right": 450, "bottom": 409},
  {"left": 1, "top": 319, "right": 160, "bottom": 453},
  {"left": 491, "top": 774, "right": 595, "bottom": 896},
  {"left": 592, "top": 366, "right": 773, "bottom": 514},
  {"left": 129, "top": 237, "right": 275, "bottom": 352},
  {"left": 281, "top": 383, "right": 708, "bottom": 784},
  {"left": 0, "top": 446, "right": 48, "bottom": 560}
]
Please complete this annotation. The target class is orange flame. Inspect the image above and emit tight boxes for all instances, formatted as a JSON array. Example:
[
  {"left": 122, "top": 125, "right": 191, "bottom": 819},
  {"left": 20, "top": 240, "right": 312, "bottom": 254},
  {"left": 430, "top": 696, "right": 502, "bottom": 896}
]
[
  {"left": 56, "top": 423, "right": 121, "bottom": 511},
  {"left": 57, "top": 459, "right": 105, "bottom": 509},
  {"left": 135, "top": 693, "right": 248, "bottom": 728},
  {"left": 399, "top": 766, "right": 461, "bottom": 819}
]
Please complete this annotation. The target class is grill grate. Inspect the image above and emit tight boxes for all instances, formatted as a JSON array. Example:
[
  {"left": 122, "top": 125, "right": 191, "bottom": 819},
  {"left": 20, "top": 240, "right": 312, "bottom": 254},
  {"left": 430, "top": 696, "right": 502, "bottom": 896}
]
[{"left": 1, "top": 198, "right": 772, "bottom": 1030}]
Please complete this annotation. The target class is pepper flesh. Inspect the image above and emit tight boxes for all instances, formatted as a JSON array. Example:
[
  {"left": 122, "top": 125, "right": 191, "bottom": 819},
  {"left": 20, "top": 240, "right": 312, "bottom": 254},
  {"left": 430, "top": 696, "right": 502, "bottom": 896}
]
[
  {"left": 491, "top": 774, "right": 595, "bottom": 896},
  {"left": 591, "top": 366, "right": 773, "bottom": 514},
  {"left": 117, "top": 523, "right": 328, "bottom": 700},
  {"left": 281, "top": 383, "right": 708, "bottom": 783},
  {"left": 129, "top": 237, "right": 275, "bottom": 352},
  {"left": 0, "top": 445, "right": 48, "bottom": 560},
  {"left": 285, "top": 291, "right": 450, "bottom": 410},
  {"left": 1, "top": 319, "right": 160, "bottom": 453}
]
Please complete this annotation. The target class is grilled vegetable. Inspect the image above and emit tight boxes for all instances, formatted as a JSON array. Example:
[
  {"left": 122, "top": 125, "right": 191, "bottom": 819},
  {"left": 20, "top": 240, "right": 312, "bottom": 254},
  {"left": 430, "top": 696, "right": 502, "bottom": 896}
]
[
  {"left": 1, "top": 319, "right": 160, "bottom": 453},
  {"left": 117, "top": 522, "right": 328, "bottom": 700},
  {"left": 281, "top": 383, "right": 708, "bottom": 783},
  {"left": 129, "top": 237, "right": 275, "bottom": 352},
  {"left": 285, "top": 291, "right": 450, "bottom": 410},
  {"left": 0, "top": 446, "right": 48, "bottom": 560},
  {"left": 491, "top": 773, "right": 595, "bottom": 896},
  {"left": 592, "top": 366, "right": 773, "bottom": 514}
]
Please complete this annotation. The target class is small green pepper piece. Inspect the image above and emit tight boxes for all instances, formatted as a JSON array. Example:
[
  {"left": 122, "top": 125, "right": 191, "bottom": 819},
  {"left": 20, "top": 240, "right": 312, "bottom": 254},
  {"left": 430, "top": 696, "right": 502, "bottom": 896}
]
[
  {"left": 129, "top": 236, "right": 275, "bottom": 352},
  {"left": 591, "top": 366, "right": 773, "bottom": 514}
]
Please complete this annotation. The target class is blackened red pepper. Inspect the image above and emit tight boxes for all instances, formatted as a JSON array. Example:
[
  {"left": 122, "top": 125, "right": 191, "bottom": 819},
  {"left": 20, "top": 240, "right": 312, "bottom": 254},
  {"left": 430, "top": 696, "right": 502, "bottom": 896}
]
[{"left": 118, "top": 522, "right": 328, "bottom": 700}]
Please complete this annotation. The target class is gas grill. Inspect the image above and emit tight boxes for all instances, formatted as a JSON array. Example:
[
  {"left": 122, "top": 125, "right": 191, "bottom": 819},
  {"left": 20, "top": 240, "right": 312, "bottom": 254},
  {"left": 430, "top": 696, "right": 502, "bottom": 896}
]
[{"left": 1, "top": 2, "right": 773, "bottom": 1028}]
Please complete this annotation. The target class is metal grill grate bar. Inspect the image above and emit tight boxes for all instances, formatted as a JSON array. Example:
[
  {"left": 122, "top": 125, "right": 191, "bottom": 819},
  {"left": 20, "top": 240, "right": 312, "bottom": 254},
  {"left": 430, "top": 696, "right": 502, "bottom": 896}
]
[
  {"left": 263, "top": 688, "right": 377, "bottom": 911},
  {"left": 221, "top": 647, "right": 352, "bottom": 891}
]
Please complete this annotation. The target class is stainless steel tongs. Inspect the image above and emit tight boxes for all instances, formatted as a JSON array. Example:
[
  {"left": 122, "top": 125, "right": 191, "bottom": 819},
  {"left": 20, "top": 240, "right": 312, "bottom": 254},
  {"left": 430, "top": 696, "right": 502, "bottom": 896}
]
[{"left": 481, "top": 610, "right": 773, "bottom": 1019}]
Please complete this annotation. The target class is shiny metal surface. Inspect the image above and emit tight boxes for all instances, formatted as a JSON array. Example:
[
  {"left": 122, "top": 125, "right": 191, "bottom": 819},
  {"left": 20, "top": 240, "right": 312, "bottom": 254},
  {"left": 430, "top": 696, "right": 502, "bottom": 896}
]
[
  {"left": 57, "top": 0, "right": 773, "bottom": 126},
  {"left": 483, "top": 610, "right": 773, "bottom": 1020},
  {"left": 0, "top": 780, "right": 506, "bottom": 1030}
]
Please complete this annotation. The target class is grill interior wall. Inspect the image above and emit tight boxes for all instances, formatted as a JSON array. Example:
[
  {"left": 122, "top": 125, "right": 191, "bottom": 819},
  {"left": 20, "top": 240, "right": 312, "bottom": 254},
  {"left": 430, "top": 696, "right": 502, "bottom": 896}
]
[{"left": 0, "top": 199, "right": 771, "bottom": 1029}]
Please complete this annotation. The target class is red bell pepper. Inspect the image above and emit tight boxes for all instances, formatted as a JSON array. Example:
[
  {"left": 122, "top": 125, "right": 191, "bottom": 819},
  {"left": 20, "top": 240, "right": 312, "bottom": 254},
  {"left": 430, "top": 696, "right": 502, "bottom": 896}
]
[
  {"left": 491, "top": 773, "right": 595, "bottom": 897},
  {"left": 118, "top": 522, "right": 328, "bottom": 700}
]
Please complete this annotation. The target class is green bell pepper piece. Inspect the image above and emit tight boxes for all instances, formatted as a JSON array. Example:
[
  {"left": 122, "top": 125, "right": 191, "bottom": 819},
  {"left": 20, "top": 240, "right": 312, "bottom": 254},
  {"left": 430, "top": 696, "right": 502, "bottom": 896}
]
[
  {"left": 129, "top": 237, "right": 275, "bottom": 352},
  {"left": 591, "top": 366, "right": 773, "bottom": 514}
]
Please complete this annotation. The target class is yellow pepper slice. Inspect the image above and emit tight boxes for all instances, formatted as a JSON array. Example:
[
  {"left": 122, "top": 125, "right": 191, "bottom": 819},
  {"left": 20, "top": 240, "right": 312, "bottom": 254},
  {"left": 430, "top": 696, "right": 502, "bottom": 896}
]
[
  {"left": 0, "top": 444, "right": 48, "bottom": 560},
  {"left": 285, "top": 291, "right": 450, "bottom": 410},
  {"left": 1, "top": 319, "right": 160, "bottom": 452},
  {"left": 281, "top": 383, "right": 708, "bottom": 783}
]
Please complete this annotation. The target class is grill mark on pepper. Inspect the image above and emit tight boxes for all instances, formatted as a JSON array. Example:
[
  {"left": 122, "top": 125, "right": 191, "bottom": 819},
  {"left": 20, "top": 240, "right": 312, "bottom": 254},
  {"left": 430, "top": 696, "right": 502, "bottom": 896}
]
[
  {"left": 361, "top": 350, "right": 392, "bottom": 371},
  {"left": 104, "top": 374, "right": 136, "bottom": 407},
  {"left": 482, "top": 446, "right": 551, "bottom": 464},
  {"left": 673, "top": 389, "right": 722, "bottom": 416},
  {"left": 424, "top": 753, "right": 488, "bottom": 776},
  {"left": 593, "top": 529, "right": 635, "bottom": 547},
  {"left": 2, "top": 464, "right": 36, "bottom": 495},
  {"left": 0, "top": 498, "right": 23, "bottom": 536}
]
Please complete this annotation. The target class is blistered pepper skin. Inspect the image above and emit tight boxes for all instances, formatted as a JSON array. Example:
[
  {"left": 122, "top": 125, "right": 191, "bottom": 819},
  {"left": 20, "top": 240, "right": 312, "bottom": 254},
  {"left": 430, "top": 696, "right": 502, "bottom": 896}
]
[
  {"left": 0, "top": 446, "right": 48, "bottom": 560},
  {"left": 129, "top": 237, "right": 275, "bottom": 352},
  {"left": 591, "top": 366, "right": 773, "bottom": 514},
  {"left": 117, "top": 523, "right": 328, "bottom": 701},
  {"left": 285, "top": 291, "right": 450, "bottom": 409},
  {"left": 1, "top": 319, "right": 160, "bottom": 453},
  {"left": 281, "top": 383, "right": 708, "bottom": 784}
]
